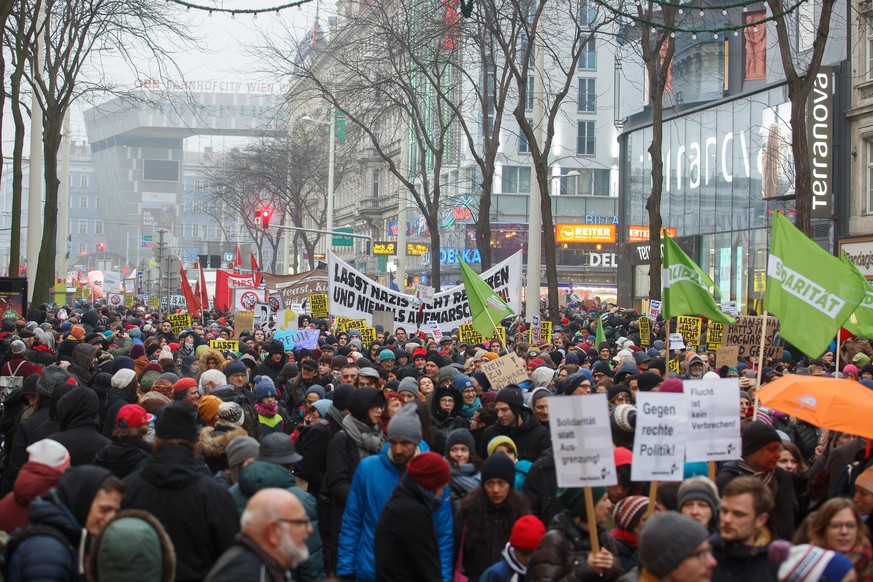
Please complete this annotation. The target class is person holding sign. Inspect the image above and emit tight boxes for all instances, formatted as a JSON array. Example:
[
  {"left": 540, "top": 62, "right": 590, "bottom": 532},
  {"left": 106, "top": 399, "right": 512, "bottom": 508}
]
[
  {"left": 528, "top": 487, "right": 621, "bottom": 580},
  {"left": 478, "top": 387, "right": 551, "bottom": 463}
]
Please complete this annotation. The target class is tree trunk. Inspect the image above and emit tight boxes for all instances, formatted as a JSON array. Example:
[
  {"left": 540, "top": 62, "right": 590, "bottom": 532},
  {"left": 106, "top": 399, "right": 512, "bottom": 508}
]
[
  {"left": 647, "top": 91, "right": 665, "bottom": 301},
  {"left": 788, "top": 81, "right": 813, "bottom": 235},
  {"left": 8, "top": 69, "right": 25, "bottom": 277},
  {"left": 32, "top": 120, "right": 61, "bottom": 304},
  {"left": 427, "top": 216, "right": 441, "bottom": 289},
  {"left": 475, "top": 170, "right": 494, "bottom": 270},
  {"left": 537, "top": 161, "right": 559, "bottom": 322}
]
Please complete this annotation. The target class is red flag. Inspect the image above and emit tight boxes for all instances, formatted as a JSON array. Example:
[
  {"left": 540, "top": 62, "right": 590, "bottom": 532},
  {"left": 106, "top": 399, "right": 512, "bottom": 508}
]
[
  {"left": 250, "top": 251, "right": 262, "bottom": 287},
  {"left": 198, "top": 260, "right": 210, "bottom": 311},
  {"left": 233, "top": 243, "right": 243, "bottom": 273},
  {"left": 122, "top": 263, "right": 129, "bottom": 276},
  {"left": 179, "top": 265, "right": 200, "bottom": 318}
]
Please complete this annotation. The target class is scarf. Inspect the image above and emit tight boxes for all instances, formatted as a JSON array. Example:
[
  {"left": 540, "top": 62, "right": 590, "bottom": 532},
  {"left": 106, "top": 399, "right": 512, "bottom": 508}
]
[
  {"left": 736, "top": 459, "right": 777, "bottom": 489},
  {"left": 326, "top": 404, "right": 345, "bottom": 427},
  {"left": 342, "top": 413, "right": 386, "bottom": 459},
  {"left": 179, "top": 343, "right": 195, "bottom": 357},
  {"left": 460, "top": 398, "right": 481, "bottom": 420},
  {"left": 611, "top": 528, "right": 639, "bottom": 548},
  {"left": 255, "top": 401, "right": 279, "bottom": 418}
]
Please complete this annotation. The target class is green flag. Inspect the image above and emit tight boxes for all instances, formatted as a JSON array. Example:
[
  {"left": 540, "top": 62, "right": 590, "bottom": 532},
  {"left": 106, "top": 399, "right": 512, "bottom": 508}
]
[
  {"left": 839, "top": 252, "right": 873, "bottom": 338},
  {"left": 766, "top": 212, "right": 868, "bottom": 357},
  {"left": 662, "top": 234, "right": 736, "bottom": 325},
  {"left": 595, "top": 314, "right": 607, "bottom": 348},
  {"left": 460, "top": 259, "right": 513, "bottom": 338}
]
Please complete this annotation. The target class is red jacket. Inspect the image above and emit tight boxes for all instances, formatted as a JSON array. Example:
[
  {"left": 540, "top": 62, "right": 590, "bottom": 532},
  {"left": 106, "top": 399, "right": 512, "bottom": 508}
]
[
  {"left": 0, "top": 461, "right": 64, "bottom": 533},
  {"left": 1, "top": 355, "right": 37, "bottom": 379}
]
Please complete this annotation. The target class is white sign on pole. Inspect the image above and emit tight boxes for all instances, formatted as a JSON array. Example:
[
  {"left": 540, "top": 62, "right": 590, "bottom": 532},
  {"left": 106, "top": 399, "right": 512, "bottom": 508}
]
[
  {"left": 685, "top": 378, "right": 743, "bottom": 462},
  {"left": 649, "top": 300, "right": 662, "bottom": 319},
  {"left": 669, "top": 333, "right": 685, "bottom": 351},
  {"left": 427, "top": 321, "right": 443, "bottom": 342},
  {"left": 416, "top": 284, "right": 436, "bottom": 304},
  {"left": 276, "top": 310, "right": 299, "bottom": 331},
  {"left": 549, "top": 393, "right": 617, "bottom": 488},
  {"left": 720, "top": 301, "right": 740, "bottom": 316},
  {"left": 631, "top": 392, "right": 688, "bottom": 482},
  {"left": 253, "top": 303, "right": 270, "bottom": 330},
  {"left": 531, "top": 314, "right": 542, "bottom": 344}
]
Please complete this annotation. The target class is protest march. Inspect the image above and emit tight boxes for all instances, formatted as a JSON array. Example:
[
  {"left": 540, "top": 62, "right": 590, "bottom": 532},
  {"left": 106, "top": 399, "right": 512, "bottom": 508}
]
[{"left": 1, "top": 212, "right": 873, "bottom": 582}]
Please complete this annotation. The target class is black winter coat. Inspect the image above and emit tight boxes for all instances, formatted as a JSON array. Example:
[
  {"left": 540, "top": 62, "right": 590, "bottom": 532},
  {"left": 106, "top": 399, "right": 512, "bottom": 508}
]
[
  {"left": 374, "top": 477, "right": 443, "bottom": 582},
  {"left": 715, "top": 463, "right": 797, "bottom": 541},
  {"left": 710, "top": 533, "right": 778, "bottom": 582},
  {"left": 123, "top": 444, "right": 240, "bottom": 582},
  {"left": 323, "top": 429, "right": 368, "bottom": 569},
  {"left": 48, "top": 388, "right": 110, "bottom": 467},
  {"left": 2, "top": 406, "right": 54, "bottom": 494},
  {"left": 102, "top": 388, "right": 137, "bottom": 436},
  {"left": 6, "top": 491, "right": 84, "bottom": 581},
  {"left": 454, "top": 491, "right": 528, "bottom": 582},
  {"left": 524, "top": 451, "right": 562, "bottom": 527},
  {"left": 295, "top": 421, "right": 332, "bottom": 497},
  {"left": 91, "top": 436, "right": 151, "bottom": 478},
  {"left": 528, "top": 512, "right": 622, "bottom": 581},
  {"left": 478, "top": 409, "right": 551, "bottom": 462},
  {"left": 205, "top": 533, "right": 293, "bottom": 582}
]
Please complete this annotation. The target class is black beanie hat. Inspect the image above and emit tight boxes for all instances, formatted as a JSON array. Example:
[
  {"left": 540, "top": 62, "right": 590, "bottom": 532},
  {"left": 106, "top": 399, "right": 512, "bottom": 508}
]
[
  {"left": 330, "top": 384, "right": 355, "bottom": 410},
  {"left": 638, "top": 371, "right": 664, "bottom": 392},
  {"left": 481, "top": 452, "right": 516, "bottom": 488},
  {"left": 741, "top": 420, "right": 782, "bottom": 457},
  {"left": 495, "top": 387, "right": 524, "bottom": 409},
  {"left": 155, "top": 402, "right": 199, "bottom": 442}
]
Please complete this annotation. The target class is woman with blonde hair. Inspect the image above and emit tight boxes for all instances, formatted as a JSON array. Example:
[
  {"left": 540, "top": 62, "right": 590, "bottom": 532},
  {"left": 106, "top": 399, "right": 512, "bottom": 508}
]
[{"left": 795, "top": 497, "right": 873, "bottom": 581}]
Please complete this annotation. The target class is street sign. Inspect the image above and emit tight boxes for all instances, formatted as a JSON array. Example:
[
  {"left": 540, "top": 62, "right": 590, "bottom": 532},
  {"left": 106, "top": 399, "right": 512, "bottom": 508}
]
[{"left": 332, "top": 227, "right": 354, "bottom": 247}]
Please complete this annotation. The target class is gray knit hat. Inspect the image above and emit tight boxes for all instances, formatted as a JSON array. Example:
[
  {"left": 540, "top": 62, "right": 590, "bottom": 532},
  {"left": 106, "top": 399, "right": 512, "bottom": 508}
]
[
  {"left": 387, "top": 402, "right": 422, "bottom": 444},
  {"left": 639, "top": 512, "right": 709, "bottom": 577},
  {"left": 677, "top": 476, "right": 720, "bottom": 513},
  {"left": 397, "top": 376, "right": 420, "bottom": 399},
  {"left": 438, "top": 366, "right": 460, "bottom": 385},
  {"left": 225, "top": 436, "right": 260, "bottom": 468},
  {"left": 37, "top": 365, "right": 71, "bottom": 398},
  {"left": 445, "top": 428, "right": 475, "bottom": 455}
]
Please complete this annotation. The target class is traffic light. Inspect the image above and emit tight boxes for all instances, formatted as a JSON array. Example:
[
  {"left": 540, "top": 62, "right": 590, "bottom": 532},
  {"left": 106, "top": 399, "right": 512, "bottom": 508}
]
[
  {"left": 258, "top": 208, "right": 272, "bottom": 229},
  {"left": 97, "top": 242, "right": 105, "bottom": 252}
]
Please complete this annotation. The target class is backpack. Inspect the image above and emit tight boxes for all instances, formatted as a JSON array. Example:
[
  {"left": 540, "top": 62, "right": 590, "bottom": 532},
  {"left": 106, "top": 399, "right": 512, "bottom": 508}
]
[
  {"left": 0, "top": 361, "right": 26, "bottom": 393},
  {"left": 1, "top": 524, "right": 75, "bottom": 580}
]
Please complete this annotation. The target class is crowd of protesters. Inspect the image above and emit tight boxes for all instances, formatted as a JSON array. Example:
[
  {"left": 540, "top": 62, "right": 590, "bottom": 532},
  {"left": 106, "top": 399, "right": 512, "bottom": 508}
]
[{"left": 0, "top": 299, "right": 870, "bottom": 581}]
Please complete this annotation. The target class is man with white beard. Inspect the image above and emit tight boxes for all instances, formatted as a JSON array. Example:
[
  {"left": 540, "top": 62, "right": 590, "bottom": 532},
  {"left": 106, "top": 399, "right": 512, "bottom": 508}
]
[{"left": 206, "top": 488, "right": 313, "bottom": 581}]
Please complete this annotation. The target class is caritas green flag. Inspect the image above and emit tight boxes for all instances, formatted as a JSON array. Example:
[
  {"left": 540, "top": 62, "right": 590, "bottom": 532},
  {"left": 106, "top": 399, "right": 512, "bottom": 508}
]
[
  {"left": 460, "top": 259, "right": 514, "bottom": 338},
  {"left": 662, "top": 234, "right": 736, "bottom": 325},
  {"left": 766, "top": 211, "right": 867, "bottom": 357},
  {"left": 840, "top": 252, "right": 873, "bottom": 338}
]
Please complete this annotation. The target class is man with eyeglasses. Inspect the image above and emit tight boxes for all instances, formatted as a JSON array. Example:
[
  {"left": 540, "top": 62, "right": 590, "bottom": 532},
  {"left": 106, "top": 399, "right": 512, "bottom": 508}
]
[
  {"left": 636, "top": 512, "right": 716, "bottom": 582},
  {"left": 206, "top": 488, "right": 314, "bottom": 581},
  {"left": 711, "top": 476, "right": 779, "bottom": 581},
  {"left": 226, "top": 432, "right": 325, "bottom": 581}
]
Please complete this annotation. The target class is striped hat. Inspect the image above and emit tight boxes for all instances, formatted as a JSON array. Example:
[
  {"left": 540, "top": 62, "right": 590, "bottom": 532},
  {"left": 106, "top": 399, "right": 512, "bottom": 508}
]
[{"left": 613, "top": 495, "right": 650, "bottom": 532}]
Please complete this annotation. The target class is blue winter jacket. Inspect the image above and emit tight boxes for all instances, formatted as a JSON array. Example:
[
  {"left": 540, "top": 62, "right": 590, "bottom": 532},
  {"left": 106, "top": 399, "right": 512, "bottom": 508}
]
[
  {"left": 337, "top": 441, "right": 454, "bottom": 582},
  {"left": 6, "top": 491, "right": 83, "bottom": 582}
]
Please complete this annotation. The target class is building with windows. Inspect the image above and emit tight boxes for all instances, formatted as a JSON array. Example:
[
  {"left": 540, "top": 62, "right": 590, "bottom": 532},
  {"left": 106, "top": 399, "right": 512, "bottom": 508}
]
[{"left": 616, "top": 4, "right": 849, "bottom": 312}]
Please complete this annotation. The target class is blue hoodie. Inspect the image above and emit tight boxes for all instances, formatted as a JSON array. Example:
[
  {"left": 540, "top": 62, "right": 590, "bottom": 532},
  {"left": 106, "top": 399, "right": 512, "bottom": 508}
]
[{"left": 337, "top": 441, "right": 454, "bottom": 582}]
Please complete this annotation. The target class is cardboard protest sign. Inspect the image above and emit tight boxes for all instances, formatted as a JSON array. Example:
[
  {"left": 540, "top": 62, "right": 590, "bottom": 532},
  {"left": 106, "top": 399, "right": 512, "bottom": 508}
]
[
  {"left": 372, "top": 310, "right": 395, "bottom": 333},
  {"left": 685, "top": 378, "right": 742, "bottom": 462},
  {"left": 639, "top": 317, "right": 651, "bottom": 347},
  {"left": 724, "top": 315, "right": 780, "bottom": 362},
  {"left": 427, "top": 321, "right": 443, "bottom": 342},
  {"left": 631, "top": 392, "right": 688, "bottom": 482},
  {"left": 480, "top": 353, "right": 529, "bottom": 390},
  {"left": 716, "top": 345, "right": 740, "bottom": 369},
  {"left": 262, "top": 270, "right": 328, "bottom": 309},
  {"left": 706, "top": 322, "right": 724, "bottom": 348},
  {"left": 549, "top": 393, "right": 617, "bottom": 487},
  {"left": 209, "top": 339, "right": 239, "bottom": 352},
  {"left": 276, "top": 310, "right": 298, "bottom": 331},
  {"left": 676, "top": 316, "right": 702, "bottom": 347},
  {"left": 234, "top": 312, "right": 254, "bottom": 337},
  {"left": 167, "top": 313, "right": 191, "bottom": 335},
  {"left": 649, "top": 300, "right": 662, "bottom": 319},
  {"left": 309, "top": 294, "right": 329, "bottom": 319}
]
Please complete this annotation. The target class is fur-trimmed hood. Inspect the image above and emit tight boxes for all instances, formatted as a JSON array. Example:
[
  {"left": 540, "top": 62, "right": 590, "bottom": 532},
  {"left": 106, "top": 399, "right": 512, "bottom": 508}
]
[
  {"left": 88, "top": 509, "right": 176, "bottom": 582},
  {"left": 197, "top": 349, "right": 226, "bottom": 376},
  {"left": 198, "top": 425, "right": 248, "bottom": 458}
]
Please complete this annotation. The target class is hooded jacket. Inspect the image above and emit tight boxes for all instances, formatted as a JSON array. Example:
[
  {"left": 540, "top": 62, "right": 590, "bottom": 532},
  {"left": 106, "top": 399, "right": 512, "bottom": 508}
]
[
  {"left": 199, "top": 424, "right": 248, "bottom": 474},
  {"left": 48, "top": 388, "right": 110, "bottom": 467},
  {"left": 92, "top": 436, "right": 151, "bottom": 479},
  {"left": 102, "top": 387, "right": 138, "bottom": 437},
  {"left": 68, "top": 343, "right": 98, "bottom": 387},
  {"left": 2, "top": 406, "right": 56, "bottom": 495},
  {"left": 479, "top": 408, "right": 551, "bottom": 463},
  {"left": 122, "top": 444, "right": 240, "bottom": 582},
  {"left": 87, "top": 509, "right": 177, "bottom": 582},
  {"left": 337, "top": 441, "right": 454, "bottom": 582},
  {"left": 0, "top": 461, "right": 63, "bottom": 533},
  {"left": 227, "top": 460, "right": 325, "bottom": 582},
  {"left": 480, "top": 543, "right": 530, "bottom": 582},
  {"left": 528, "top": 512, "right": 622, "bottom": 582},
  {"left": 374, "top": 476, "right": 444, "bottom": 582},
  {"left": 710, "top": 532, "right": 778, "bottom": 582}
]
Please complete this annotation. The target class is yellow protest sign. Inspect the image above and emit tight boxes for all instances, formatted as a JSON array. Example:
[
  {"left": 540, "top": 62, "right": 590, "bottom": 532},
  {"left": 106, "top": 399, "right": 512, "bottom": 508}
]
[
  {"left": 209, "top": 339, "right": 239, "bottom": 352},
  {"left": 527, "top": 321, "right": 553, "bottom": 345},
  {"left": 167, "top": 313, "right": 191, "bottom": 335},
  {"left": 676, "top": 316, "right": 702, "bottom": 348},
  {"left": 124, "top": 294, "right": 135, "bottom": 307},
  {"left": 148, "top": 295, "right": 160, "bottom": 310},
  {"left": 706, "top": 322, "right": 724, "bottom": 348},
  {"left": 359, "top": 326, "right": 377, "bottom": 345},
  {"left": 335, "top": 317, "right": 367, "bottom": 333},
  {"left": 668, "top": 358, "right": 680, "bottom": 374},
  {"left": 458, "top": 323, "right": 506, "bottom": 346},
  {"left": 309, "top": 294, "right": 329, "bottom": 319},
  {"left": 639, "top": 317, "right": 651, "bottom": 347}
]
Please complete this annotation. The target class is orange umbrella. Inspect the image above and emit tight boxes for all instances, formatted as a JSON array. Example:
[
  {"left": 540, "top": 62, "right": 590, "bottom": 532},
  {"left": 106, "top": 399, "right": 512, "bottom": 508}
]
[{"left": 756, "top": 375, "right": 873, "bottom": 440}]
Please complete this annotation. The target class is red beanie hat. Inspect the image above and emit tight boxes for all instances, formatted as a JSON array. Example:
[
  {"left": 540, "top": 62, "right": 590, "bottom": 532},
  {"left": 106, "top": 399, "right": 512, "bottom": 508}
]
[
  {"left": 509, "top": 515, "right": 546, "bottom": 552},
  {"left": 405, "top": 452, "right": 451, "bottom": 492},
  {"left": 173, "top": 377, "right": 198, "bottom": 395},
  {"left": 659, "top": 378, "right": 684, "bottom": 393}
]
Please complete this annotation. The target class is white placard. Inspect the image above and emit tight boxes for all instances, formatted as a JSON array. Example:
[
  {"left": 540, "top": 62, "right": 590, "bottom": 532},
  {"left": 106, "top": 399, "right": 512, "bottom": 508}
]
[
  {"left": 631, "top": 392, "right": 688, "bottom": 482},
  {"left": 427, "top": 321, "right": 443, "bottom": 342},
  {"left": 253, "top": 303, "right": 271, "bottom": 330},
  {"left": 531, "top": 314, "right": 542, "bottom": 344},
  {"left": 669, "top": 333, "right": 685, "bottom": 350},
  {"left": 649, "top": 300, "right": 662, "bottom": 319},
  {"left": 549, "top": 393, "right": 617, "bottom": 488},
  {"left": 416, "top": 284, "right": 435, "bottom": 304},
  {"left": 720, "top": 301, "right": 740, "bottom": 316},
  {"left": 276, "top": 309, "right": 298, "bottom": 331},
  {"left": 685, "top": 378, "right": 743, "bottom": 462},
  {"left": 107, "top": 293, "right": 124, "bottom": 307}
]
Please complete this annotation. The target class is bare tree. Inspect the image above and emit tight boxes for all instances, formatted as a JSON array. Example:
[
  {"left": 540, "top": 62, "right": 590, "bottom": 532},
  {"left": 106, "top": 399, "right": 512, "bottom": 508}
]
[{"left": 15, "top": 0, "right": 194, "bottom": 303}]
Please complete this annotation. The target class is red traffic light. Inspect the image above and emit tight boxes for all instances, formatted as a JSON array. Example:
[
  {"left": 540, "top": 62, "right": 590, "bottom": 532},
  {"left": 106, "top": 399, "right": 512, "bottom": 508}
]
[
  {"left": 258, "top": 208, "right": 272, "bottom": 229},
  {"left": 97, "top": 242, "right": 105, "bottom": 252}
]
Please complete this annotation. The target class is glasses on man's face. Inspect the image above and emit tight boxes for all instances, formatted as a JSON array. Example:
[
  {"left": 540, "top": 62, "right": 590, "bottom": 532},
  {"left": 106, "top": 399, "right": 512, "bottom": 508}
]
[{"left": 277, "top": 516, "right": 311, "bottom": 527}]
